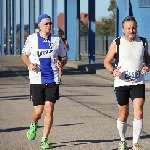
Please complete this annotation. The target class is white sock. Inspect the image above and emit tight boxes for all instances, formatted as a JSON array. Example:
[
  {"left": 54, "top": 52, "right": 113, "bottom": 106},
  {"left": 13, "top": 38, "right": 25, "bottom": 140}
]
[
  {"left": 133, "top": 118, "right": 143, "bottom": 145},
  {"left": 117, "top": 118, "right": 127, "bottom": 141}
]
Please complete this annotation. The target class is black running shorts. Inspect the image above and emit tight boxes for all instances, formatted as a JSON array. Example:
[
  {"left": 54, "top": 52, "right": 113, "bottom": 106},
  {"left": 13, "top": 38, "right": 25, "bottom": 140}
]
[
  {"left": 30, "top": 83, "right": 59, "bottom": 106},
  {"left": 115, "top": 84, "right": 145, "bottom": 106}
]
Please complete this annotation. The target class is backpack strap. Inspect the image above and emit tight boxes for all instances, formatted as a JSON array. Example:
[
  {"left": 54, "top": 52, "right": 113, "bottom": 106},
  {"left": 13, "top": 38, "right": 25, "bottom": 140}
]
[
  {"left": 114, "top": 37, "right": 121, "bottom": 67},
  {"left": 139, "top": 36, "right": 146, "bottom": 49},
  {"left": 114, "top": 36, "right": 146, "bottom": 67}
]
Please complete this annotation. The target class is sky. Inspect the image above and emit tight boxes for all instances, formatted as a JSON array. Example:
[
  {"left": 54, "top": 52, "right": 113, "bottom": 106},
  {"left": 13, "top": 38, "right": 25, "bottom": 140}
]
[{"left": 3, "top": 0, "right": 111, "bottom": 26}]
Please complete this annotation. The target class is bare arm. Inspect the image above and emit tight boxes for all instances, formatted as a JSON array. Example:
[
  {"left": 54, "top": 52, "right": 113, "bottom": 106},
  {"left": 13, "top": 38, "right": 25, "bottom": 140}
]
[
  {"left": 21, "top": 54, "right": 37, "bottom": 70},
  {"left": 104, "top": 41, "right": 116, "bottom": 72},
  {"left": 104, "top": 41, "right": 122, "bottom": 77},
  {"left": 65, "top": 40, "right": 69, "bottom": 50},
  {"left": 21, "top": 54, "right": 31, "bottom": 67},
  {"left": 141, "top": 40, "right": 149, "bottom": 74},
  {"left": 144, "top": 40, "right": 149, "bottom": 66}
]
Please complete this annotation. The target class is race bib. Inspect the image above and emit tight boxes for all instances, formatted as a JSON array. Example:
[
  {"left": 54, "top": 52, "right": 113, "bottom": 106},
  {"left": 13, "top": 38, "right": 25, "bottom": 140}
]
[{"left": 124, "top": 70, "right": 140, "bottom": 82}]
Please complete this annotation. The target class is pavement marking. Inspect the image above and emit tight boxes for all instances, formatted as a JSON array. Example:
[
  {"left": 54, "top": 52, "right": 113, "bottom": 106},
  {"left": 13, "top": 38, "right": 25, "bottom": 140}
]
[
  {"left": 60, "top": 94, "right": 148, "bottom": 135},
  {"left": 1, "top": 64, "right": 29, "bottom": 79}
]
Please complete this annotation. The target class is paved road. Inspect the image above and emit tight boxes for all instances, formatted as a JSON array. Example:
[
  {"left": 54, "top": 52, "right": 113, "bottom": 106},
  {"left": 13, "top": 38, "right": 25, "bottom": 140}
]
[{"left": 0, "top": 56, "right": 150, "bottom": 150}]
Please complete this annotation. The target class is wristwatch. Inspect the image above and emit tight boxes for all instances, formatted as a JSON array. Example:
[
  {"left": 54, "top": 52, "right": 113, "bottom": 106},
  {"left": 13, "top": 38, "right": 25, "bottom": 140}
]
[
  {"left": 61, "top": 60, "right": 65, "bottom": 66},
  {"left": 110, "top": 68, "right": 115, "bottom": 74}
]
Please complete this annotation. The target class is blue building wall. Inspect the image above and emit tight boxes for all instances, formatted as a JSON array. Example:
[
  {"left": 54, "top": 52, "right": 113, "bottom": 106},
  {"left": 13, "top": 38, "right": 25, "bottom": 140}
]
[
  {"left": 116, "top": 0, "right": 150, "bottom": 41},
  {"left": 130, "top": 0, "right": 150, "bottom": 44},
  {"left": 116, "top": 0, "right": 130, "bottom": 37}
]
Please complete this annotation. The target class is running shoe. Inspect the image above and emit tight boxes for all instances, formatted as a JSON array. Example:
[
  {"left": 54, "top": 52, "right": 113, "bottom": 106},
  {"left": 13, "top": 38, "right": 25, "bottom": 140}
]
[
  {"left": 41, "top": 137, "right": 51, "bottom": 149},
  {"left": 27, "top": 122, "right": 38, "bottom": 140},
  {"left": 132, "top": 143, "right": 141, "bottom": 150},
  {"left": 118, "top": 141, "right": 128, "bottom": 150}
]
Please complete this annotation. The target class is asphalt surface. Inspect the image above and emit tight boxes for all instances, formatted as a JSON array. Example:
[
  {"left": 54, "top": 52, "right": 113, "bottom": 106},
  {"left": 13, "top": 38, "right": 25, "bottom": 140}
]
[{"left": 0, "top": 55, "right": 150, "bottom": 150}]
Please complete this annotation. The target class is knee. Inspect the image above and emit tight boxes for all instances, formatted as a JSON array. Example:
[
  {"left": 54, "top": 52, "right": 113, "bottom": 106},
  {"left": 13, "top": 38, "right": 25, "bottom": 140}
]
[
  {"left": 34, "top": 108, "right": 44, "bottom": 118},
  {"left": 119, "top": 115, "right": 129, "bottom": 122},
  {"left": 46, "top": 108, "right": 54, "bottom": 116},
  {"left": 134, "top": 109, "right": 143, "bottom": 119},
  {"left": 45, "top": 103, "right": 54, "bottom": 116},
  {"left": 119, "top": 111, "right": 129, "bottom": 122}
]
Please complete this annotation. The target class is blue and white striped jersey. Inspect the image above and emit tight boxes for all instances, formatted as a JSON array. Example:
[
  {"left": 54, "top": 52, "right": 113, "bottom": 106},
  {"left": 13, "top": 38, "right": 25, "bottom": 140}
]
[{"left": 22, "top": 32, "right": 67, "bottom": 84}]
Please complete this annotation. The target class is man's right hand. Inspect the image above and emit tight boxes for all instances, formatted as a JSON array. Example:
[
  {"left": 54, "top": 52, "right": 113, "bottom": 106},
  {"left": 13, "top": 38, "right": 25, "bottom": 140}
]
[
  {"left": 113, "top": 67, "right": 122, "bottom": 77},
  {"left": 28, "top": 63, "right": 37, "bottom": 71}
]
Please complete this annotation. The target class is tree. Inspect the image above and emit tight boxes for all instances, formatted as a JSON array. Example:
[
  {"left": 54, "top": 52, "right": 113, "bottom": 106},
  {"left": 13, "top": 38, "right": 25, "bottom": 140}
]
[
  {"left": 96, "top": 0, "right": 116, "bottom": 35},
  {"left": 79, "top": 0, "right": 116, "bottom": 36},
  {"left": 80, "top": 21, "right": 88, "bottom": 36},
  {"left": 108, "top": 0, "right": 116, "bottom": 20}
]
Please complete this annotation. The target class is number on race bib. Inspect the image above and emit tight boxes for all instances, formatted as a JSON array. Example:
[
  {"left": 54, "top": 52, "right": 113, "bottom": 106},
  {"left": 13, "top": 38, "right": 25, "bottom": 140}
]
[{"left": 124, "top": 70, "right": 140, "bottom": 82}]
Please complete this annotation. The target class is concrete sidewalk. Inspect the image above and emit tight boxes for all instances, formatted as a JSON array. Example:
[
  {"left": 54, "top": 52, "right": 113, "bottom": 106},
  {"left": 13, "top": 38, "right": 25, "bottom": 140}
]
[
  {"left": 0, "top": 55, "right": 150, "bottom": 88},
  {"left": 65, "top": 55, "right": 150, "bottom": 89}
]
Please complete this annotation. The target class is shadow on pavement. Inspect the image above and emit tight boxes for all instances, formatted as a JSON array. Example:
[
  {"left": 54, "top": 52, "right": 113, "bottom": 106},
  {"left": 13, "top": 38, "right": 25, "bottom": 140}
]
[
  {"left": 77, "top": 63, "right": 105, "bottom": 69},
  {"left": 0, "top": 70, "right": 28, "bottom": 78},
  {"left": 0, "top": 126, "right": 43, "bottom": 133},
  {"left": 0, "top": 95, "right": 29, "bottom": 101},
  {"left": 63, "top": 67, "right": 91, "bottom": 75},
  {"left": 125, "top": 134, "right": 150, "bottom": 141},
  {"left": 64, "top": 63, "right": 105, "bottom": 75},
  {"left": 53, "top": 123, "right": 83, "bottom": 127},
  {"left": 61, "top": 84, "right": 113, "bottom": 87},
  {"left": 51, "top": 134, "right": 150, "bottom": 149},
  {"left": 51, "top": 139, "right": 120, "bottom": 149}
]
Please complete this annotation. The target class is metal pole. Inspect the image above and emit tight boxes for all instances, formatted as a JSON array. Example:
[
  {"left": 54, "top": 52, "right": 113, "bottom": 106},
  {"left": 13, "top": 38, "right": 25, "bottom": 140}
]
[
  {"left": 12, "top": 0, "right": 16, "bottom": 55},
  {"left": 9, "top": 0, "right": 12, "bottom": 54},
  {"left": 52, "top": 0, "right": 57, "bottom": 34},
  {"left": 64, "top": 0, "right": 67, "bottom": 39},
  {"left": 115, "top": 1, "right": 119, "bottom": 38},
  {"left": 105, "top": 35, "right": 108, "bottom": 54},
  {"left": 0, "top": 0, "right": 4, "bottom": 55},
  {"left": 6, "top": 0, "right": 11, "bottom": 55},
  {"left": 0, "top": 0, "right": 2, "bottom": 55},
  {"left": 29, "top": 0, "right": 34, "bottom": 34},
  {"left": 33, "top": 0, "right": 35, "bottom": 31},
  {"left": 20, "top": 0, "right": 24, "bottom": 54},
  {"left": 39, "top": 0, "right": 43, "bottom": 15},
  {"left": 127, "top": 0, "right": 129, "bottom": 16},
  {"left": 76, "top": 0, "right": 81, "bottom": 60},
  {"left": 88, "top": 0, "right": 95, "bottom": 64}
]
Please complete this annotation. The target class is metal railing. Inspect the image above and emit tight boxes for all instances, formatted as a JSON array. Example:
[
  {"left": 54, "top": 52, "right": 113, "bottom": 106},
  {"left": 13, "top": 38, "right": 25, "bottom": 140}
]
[{"left": 80, "top": 35, "right": 114, "bottom": 55}]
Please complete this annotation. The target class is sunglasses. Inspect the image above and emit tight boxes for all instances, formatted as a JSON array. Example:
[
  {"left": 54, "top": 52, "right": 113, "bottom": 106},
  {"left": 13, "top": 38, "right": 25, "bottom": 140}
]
[{"left": 44, "top": 22, "right": 52, "bottom": 25}]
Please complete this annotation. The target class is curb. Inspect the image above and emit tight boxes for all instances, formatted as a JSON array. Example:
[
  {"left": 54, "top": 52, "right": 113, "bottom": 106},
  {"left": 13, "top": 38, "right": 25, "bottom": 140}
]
[{"left": 66, "top": 61, "right": 150, "bottom": 89}]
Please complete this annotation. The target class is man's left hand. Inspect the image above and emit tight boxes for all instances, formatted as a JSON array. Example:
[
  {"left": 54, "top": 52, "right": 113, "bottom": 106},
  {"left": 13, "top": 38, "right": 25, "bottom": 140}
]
[
  {"left": 141, "top": 63, "right": 149, "bottom": 75},
  {"left": 54, "top": 59, "right": 62, "bottom": 68}
]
